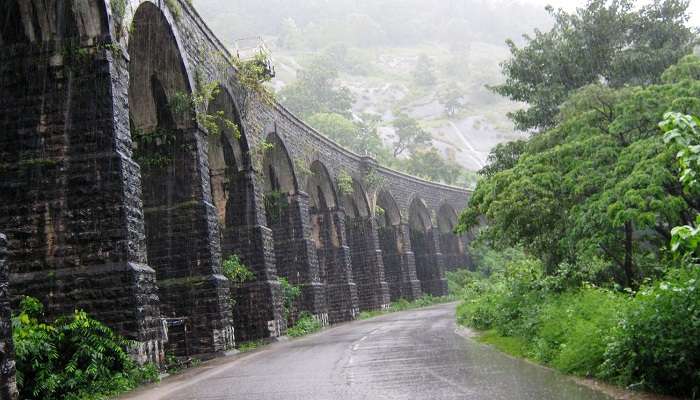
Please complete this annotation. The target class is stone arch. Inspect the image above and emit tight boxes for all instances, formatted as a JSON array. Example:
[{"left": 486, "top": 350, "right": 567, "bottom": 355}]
[
  {"left": 262, "top": 131, "right": 298, "bottom": 196},
  {"left": 376, "top": 190, "right": 410, "bottom": 300},
  {"left": 409, "top": 197, "right": 446, "bottom": 296},
  {"left": 128, "top": 2, "right": 234, "bottom": 356},
  {"left": 0, "top": 0, "right": 109, "bottom": 45},
  {"left": 342, "top": 181, "right": 390, "bottom": 310},
  {"left": 437, "top": 203, "right": 469, "bottom": 271},
  {"left": 306, "top": 161, "right": 342, "bottom": 297},
  {"left": 207, "top": 86, "right": 250, "bottom": 232}
]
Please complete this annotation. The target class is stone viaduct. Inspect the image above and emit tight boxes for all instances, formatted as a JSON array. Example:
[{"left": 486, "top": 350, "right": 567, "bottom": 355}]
[{"left": 0, "top": 0, "right": 471, "bottom": 366}]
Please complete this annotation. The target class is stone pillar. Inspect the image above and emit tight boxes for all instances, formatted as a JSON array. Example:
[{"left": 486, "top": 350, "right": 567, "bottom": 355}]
[
  {"left": 345, "top": 216, "right": 390, "bottom": 310},
  {"left": 322, "top": 210, "right": 359, "bottom": 323},
  {"left": 0, "top": 234, "right": 18, "bottom": 400},
  {"left": 0, "top": 40, "right": 164, "bottom": 364},
  {"left": 396, "top": 224, "right": 424, "bottom": 300},
  {"left": 139, "top": 128, "right": 235, "bottom": 358},
  {"left": 224, "top": 170, "right": 287, "bottom": 341},
  {"left": 408, "top": 224, "right": 448, "bottom": 297},
  {"left": 268, "top": 192, "right": 328, "bottom": 327}
]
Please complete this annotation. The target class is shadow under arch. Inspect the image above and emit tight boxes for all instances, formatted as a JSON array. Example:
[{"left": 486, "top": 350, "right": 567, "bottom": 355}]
[
  {"left": 376, "top": 190, "right": 421, "bottom": 301},
  {"left": 128, "top": 1, "right": 234, "bottom": 357},
  {"left": 409, "top": 197, "right": 447, "bottom": 296},
  {"left": 341, "top": 180, "right": 390, "bottom": 311},
  {"left": 437, "top": 203, "right": 470, "bottom": 271}
]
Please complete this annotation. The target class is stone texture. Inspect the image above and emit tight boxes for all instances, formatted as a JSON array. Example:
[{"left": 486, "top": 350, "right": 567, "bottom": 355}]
[
  {"left": 0, "top": 235, "right": 18, "bottom": 400},
  {"left": 1, "top": 0, "right": 471, "bottom": 367}
]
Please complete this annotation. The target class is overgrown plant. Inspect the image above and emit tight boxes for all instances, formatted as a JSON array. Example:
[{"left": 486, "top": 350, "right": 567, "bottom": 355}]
[
  {"left": 13, "top": 297, "right": 158, "bottom": 400},
  {"left": 222, "top": 255, "right": 255, "bottom": 284},
  {"left": 336, "top": 170, "right": 353, "bottom": 195},
  {"left": 278, "top": 277, "right": 301, "bottom": 320}
]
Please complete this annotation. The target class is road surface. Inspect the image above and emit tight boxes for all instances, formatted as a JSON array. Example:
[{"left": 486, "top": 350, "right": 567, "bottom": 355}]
[{"left": 124, "top": 303, "right": 611, "bottom": 400}]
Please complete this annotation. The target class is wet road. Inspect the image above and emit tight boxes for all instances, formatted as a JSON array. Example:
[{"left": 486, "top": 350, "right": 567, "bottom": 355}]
[{"left": 126, "top": 303, "right": 611, "bottom": 400}]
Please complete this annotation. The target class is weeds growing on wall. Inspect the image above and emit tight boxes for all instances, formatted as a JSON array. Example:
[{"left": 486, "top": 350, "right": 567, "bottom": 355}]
[
  {"left": 336, "top": 170, "right": 353, "bottom": 195},
  {"left": 287, "top": 312, "right": 322, "bottom": 337},
  {"left": 278, "top": 277, "right": 301, "bottom": 320},
  {"left": 13, "top": 297, "right": 159, "bottom": 400},
  {"left": 222, "top": 255, "right": 255, "bottom": 284}
]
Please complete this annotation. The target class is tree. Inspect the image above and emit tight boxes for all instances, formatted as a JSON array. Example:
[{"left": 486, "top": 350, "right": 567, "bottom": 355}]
[
  {"left": 491, "top": 0, "right": 696, "bottom": 132},
  {"left": 478, "top": 140, "right": 527, "bottom": 178},
  {"left": 412, "top": 54, "right": 436, "bottom": 87},
  {"left": 278, "top": 58, "right": 354, "bottom": 118},
  {"left": 306, "top": 112, "right": 390, "bottom": 161},
  {"left": 391, "top": 113, "right": 432, "bottom": 157},
  {"left": 438, "top": 85, "right": 465, "bottom": 117},
  {"left": 458, "top": 57, "right": 700, "bottom": 286}
]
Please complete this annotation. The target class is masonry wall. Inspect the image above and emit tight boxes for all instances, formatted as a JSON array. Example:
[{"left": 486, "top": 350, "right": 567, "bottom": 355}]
[
  {"left": 0, "top": 235, "right": 18, "bottom": 400},
  {"left": 1, "top": 0, "right": 470, "bottom": 367}
]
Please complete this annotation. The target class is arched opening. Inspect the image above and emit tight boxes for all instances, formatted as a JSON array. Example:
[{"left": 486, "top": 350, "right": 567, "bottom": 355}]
[
  {"left": 437, "top": 204, "right": 469, "bottom": 271},
  {"left": 409, "top": 198, "right": 445, "bottom": 296},
  {"left": 206, "top": 87, "right": 248, "bottom": 234},
  {"left": 342, "top": 180, "right": 390, "bottom": 310},
  {"left": 262, "top": 131, "right": 298, "bottom": 280},
  {"left": 376, "top": 190, "right": 409, "bottom": 301},
  {"left": 128, "top": 3, "right": 233, "bottom": 356}
]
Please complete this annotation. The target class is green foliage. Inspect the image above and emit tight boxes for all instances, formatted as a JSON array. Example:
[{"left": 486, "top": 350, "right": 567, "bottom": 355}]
[
  {"left": 278, "top": 56, "right": 353, "bottom": 118},
  {"left": 231, "top": 50, "right": 276, "bottom": 103},
  {"left": 391, "top": 114, "right": 431, "bottom": 157},
  {"left": 357, "top": 295, "right": 456, "bottom": 320},
  {"left": 13, "top": 297, "right": 158, "bottom": 400},
  {"left": 222, "top": 255, "right": 255, "bottom": 284},
  {"left": 237, "top": 339, "right": 266, "bottom": 352},
  {"left": 599, "top": 267, "right": 700, "bottom": 396},
  {"left": 477, "top": 140, "right": 527, "bottom": 178},
  {"left": 287, "top": 312, "right": 322, "bottom": 337},
  {"left": 336, "top": 170, "right": 354, "bottom": 195},
  {"left": 457, "top": 242, "right": 700, "bottom": 397},
  {"left": 412, "top": 54, "right": 436, "bottom": 87},
  {"left": 459, "top": 69, "right": 700, "bottom": 285},
  {"left": 278, "top": 277, "right": 301, "bottom": 319},
  {"left": 164, "top": 0, "right": 182, "bottom": 21},
  {"left": 264, "top": 190, "right": 289, "bottom": 223},
  {"left": 492, "top": 0, "right": 697, "bottom": 131}
]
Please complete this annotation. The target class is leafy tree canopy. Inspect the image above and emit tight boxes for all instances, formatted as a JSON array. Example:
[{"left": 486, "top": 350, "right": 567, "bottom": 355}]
[
  {"left": 491, "top": 0, "right": 697, "bottom": 132},
  {"left": 459, "top": 56, "right": 700, "bottom": 287},
  {"left": 391, "top": 113, "right": 432, "bottom": 157}
]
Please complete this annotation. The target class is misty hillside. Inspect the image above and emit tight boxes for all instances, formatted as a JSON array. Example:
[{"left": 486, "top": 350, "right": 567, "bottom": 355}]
[{"left": 192, "top": 0, "right": 549, "bottom": 172}]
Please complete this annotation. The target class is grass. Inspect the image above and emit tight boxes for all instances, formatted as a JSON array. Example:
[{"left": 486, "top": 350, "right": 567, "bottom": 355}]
[
  {"left": 287, "top": 312, "right": 323, "bottom": 337},
  {"left": 237, "top": 339, "right": 266, "bottom": 353},
  {"left": 476, "top": 329, "right": 529, "bottom": 359}
]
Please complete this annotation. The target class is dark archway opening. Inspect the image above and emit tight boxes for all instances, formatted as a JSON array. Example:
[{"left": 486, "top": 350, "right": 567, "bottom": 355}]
[
  {"left": 376, "top": 191, "right": 409, "bottom": 301},
  {"left": 437, "top": 204, "right": 469, "bottom": 271},
  {"left": 342, "top": 181, "right": 390, "bottom": 310},
  {"left": 409, "top": 198, "right": 445, "bottom": 296}
]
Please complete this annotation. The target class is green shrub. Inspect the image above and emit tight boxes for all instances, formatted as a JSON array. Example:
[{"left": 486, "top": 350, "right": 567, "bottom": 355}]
[
  {"left": 13, "top": 297, "right": 158, "bottom": 400},
  {"left": 222, "top": 255, "right": 255, "bottom": 284},
  {"left": 279, "top": 277, "right": 302, "bottom": 319},
  {"left": 287, "top": 312, "right": 322, "bottom": 337},
  {"left": 600, "top": 267, "right": 700, "bottom": 397}
]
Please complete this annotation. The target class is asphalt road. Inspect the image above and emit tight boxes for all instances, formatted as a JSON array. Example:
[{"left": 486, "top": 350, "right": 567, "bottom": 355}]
[{"left": 124, "top": 303, "right": 611, "bottom": 400}]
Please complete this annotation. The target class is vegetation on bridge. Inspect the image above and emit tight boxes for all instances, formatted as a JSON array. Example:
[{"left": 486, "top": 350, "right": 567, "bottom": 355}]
[{"left": 455, "top": 1, "right": 700, "bottom": 397}]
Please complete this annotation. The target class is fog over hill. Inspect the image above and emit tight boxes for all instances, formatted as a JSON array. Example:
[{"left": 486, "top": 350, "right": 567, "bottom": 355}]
[{"left": 192, "top": 0, "right": 561, "bottom": 173}]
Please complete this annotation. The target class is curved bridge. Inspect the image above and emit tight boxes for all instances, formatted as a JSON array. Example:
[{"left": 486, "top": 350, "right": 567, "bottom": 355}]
[{"left": 0, "top": 0, "right": 471, "bottom": 364}]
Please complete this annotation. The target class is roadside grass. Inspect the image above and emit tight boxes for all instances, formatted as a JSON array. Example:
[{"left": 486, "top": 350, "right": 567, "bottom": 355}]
[
  {"left": 358, "top": 294, "right": 457, "bottom": 320},
  {"left": 475, "top": 329, "right": 529, "bottom": 359},
  {"left": 237, "top": 339, "right": 267, "bottom": 353},
  {"left": 287, "top": 312, "right": 323, "bottom": 337}
]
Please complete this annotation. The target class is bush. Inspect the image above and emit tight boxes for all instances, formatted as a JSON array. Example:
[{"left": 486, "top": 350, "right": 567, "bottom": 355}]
[
  {"left": 287, "top": 312, "right": 322, "bottom": 337},
  {"left": 13, "top": 297, "right": 158, "bottom": 400},
  {"left": 600, "top": 267, "right": 700, "bottom": 397}
]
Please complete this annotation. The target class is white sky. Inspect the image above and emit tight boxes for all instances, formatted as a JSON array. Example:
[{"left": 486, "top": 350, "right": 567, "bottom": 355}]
[{"left": 512, "top": 0, "right": 700, "bottom": 26}]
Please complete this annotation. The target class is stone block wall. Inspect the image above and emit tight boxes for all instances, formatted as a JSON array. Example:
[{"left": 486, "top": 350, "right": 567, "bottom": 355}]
[{"left": 0, "top": 234, "right": 18, "bottom": 400}]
